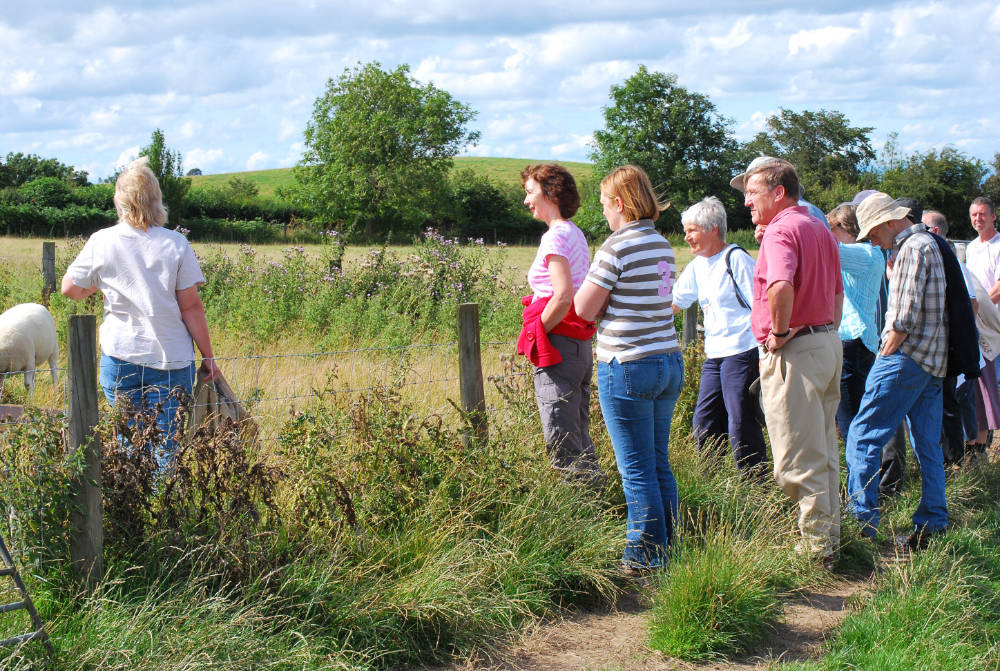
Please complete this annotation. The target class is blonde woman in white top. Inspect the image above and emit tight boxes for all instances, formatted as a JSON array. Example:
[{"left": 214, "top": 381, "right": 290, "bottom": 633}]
[{"left": 62, "top": 157, "right": 219, "bottom": 469}]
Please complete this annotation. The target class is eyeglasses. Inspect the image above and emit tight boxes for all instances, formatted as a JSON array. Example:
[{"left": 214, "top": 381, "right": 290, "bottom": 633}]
[{"left": 744, "top": 185, "right": 776, "bottom": 199}]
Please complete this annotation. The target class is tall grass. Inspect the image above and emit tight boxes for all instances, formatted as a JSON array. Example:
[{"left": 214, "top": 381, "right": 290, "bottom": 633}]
[
  {"left": 780, "top": 462, "right": 1000, "bottom": 671},
  {"left": 0, "top": 360, "right": 624, "bottom": 668}
]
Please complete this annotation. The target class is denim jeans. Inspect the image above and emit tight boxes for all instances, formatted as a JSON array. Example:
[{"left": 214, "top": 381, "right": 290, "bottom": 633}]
[
  {"left": 837, "top": 338, "right": 875, "bottom": 439},
  {"left": 692, "top": 347, "right": 766, "bottom": 473},
  {"left": 598, "top": 352, "right": 684, "bottom": 568},
  {"left": 99, "top": 353, "right": 195, "bottom": 470},
  {"left": 845, "top": 351, "right": 948, "bottom": 535}
]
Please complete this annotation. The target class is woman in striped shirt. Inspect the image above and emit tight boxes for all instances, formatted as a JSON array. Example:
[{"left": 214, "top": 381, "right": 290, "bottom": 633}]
[{"left": 575, "top": 165, "right": 684, "bottom": 573}]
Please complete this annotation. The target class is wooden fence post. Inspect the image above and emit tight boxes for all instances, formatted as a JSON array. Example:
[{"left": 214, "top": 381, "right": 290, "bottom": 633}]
[
  {"left": 41, "top": 242, "right": 56, "bottom": 301},
  {"left": 68, "top": 315, "right": 102, "bottom": 588},
  {"left": 457, "top": 303, "right": 488, "bottom": 447},
  {"left": 682, "top": 304, "right": 699, "bottom": 348}
]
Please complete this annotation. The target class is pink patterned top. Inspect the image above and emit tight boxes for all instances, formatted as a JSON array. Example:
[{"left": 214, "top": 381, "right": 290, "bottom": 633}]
[{"left": 527, "top": 220, "right": 590, "bottom": 300}]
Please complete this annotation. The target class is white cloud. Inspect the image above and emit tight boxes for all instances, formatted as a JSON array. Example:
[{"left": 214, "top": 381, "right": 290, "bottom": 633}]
[
  {"left": 0, "top": 1, "right": 998, "bottom": 174},
  {"left": 735, "top": 111, "right": 772, "bottom": 140},
  {"left": 788, "top": 26, "right": 858, "bottom": 56},
  {"left": 246, "top": 151, "right": 269, "bottom": 170},
  {"left": 551, "top": 133, "right": 593, "bottom": 158},
  {"left": 178, "top": 121, "right": 201, "bottom": 139},
  {"left": 279, "top": 142, "right": 304, "bottom": 167},
  {"left": 186, "top": 148, "right": 225, "bottom": 171},
  {"left": 1, "top": 69, "right": 38, "bottom": 95},
  {"left": 114, "top": 145, "right": 140, "bottom": 170},
  {"left": 990, "top": 4, "right": 1000, "bottom": 30},
  {"left": 87, "top": 105, "right": 122, "bottom": 128},
  {"left": 278, "top": 118, "right": 300, "bottom": 141},
  {"left": 706, "top": 18, "right": 752, "bottom": 52}
]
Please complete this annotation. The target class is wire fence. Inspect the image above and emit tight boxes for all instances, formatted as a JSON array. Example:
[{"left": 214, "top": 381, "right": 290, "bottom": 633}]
[
  {"left": 0, "top": 339, "right": 526, "bottom": 444},
  {"left": 0, "top": 320, "right": 530, "bottom": 582}
]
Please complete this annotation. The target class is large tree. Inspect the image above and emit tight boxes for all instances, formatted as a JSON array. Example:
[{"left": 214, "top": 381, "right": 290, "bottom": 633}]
[
  {"left": 981, "top": 152, "right": 1000, "bottom": 213},
  {"left": 743, "top": 108, "right": 875, "bottom": 209},
  {"left": 139, "top": 129, "right": 191, "bottom": 227},
  {"left": 588, "top": 66, "right": 740, "bottom": 233},
  {"left": 877, "top": 140, "right": 986, "bottom": 239},
  {"left": 293, "top": 62, "right": 479, "bottom": 238},
  {"left": 0, "top": 152, "right": 88, "bottom": 188}
]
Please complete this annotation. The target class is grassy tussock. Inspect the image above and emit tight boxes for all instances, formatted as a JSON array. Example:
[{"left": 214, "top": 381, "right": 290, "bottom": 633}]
[
  {"left": 648, "top": 528, "right": 784, "bottom": 660},
  {"left": 648, "top": 427, "right": 829, "bottom": 661}
]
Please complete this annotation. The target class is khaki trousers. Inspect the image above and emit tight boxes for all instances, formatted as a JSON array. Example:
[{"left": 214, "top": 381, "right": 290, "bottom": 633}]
[{"left": 760, "top": 330, "right": 843, "bottom": 556}]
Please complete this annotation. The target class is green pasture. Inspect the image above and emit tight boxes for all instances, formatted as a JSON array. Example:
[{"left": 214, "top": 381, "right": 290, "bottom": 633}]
[
  {"left": 4, "top": 232, "right": 994, "bottom": 671},
  {"left": 187, "top": 167, "right": 294, "bottom": 197},
  {"left": 187, "top": 156, "right": 595, "bottom": 196}
]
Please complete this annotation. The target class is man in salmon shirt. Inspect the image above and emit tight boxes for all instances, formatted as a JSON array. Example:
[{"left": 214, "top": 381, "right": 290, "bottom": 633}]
[{"left": 732, "top": 157, "right": 844, "bottom": 568}]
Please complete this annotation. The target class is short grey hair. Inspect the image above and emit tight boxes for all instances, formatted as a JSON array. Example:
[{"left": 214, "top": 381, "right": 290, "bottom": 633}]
[
  {"left": 681, "top": 195, "right": 728, "bottom": 241},
  {"left": 924, "top": 209, "right": 948, "bottom": 236}
]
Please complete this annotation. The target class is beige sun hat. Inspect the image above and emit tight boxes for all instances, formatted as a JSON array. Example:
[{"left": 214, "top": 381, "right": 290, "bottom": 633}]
[
  {"left": 856, "top": 192, "right": 911, "bottom": 242},
  {"left": 730, "top": 156, "right": 785, "bottom": 192}
]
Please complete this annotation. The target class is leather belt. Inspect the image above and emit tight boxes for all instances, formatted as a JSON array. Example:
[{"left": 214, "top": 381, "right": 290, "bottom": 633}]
[{"left": 790, "top": 323, "right": 835, "bottom": 341}]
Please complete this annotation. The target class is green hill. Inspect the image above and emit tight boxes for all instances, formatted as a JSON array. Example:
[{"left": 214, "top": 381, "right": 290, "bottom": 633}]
[{"left": 188, "top": 157, "right": 594, "bottom": 197}]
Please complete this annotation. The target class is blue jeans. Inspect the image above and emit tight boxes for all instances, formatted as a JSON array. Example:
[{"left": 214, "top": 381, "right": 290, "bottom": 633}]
[
  {"left": 598, "top": 352, "right": 684, "bottom": 568},
  {"left": 845, "top": 351, "right": 948, "bottom": 535},
  {"left": 837, "top": 338, "right": 875, "bottom": 439},
  {"left": 99, "top": 353, "right": 195, "bottom": 470},
  {"left": 692, "top": 347, "right": 766, "bottom": 473}
]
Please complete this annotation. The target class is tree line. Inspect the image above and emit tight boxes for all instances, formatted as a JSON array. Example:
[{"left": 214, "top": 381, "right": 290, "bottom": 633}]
[{"left": 3, "top": 62, "right": 999, "bottom": 242}]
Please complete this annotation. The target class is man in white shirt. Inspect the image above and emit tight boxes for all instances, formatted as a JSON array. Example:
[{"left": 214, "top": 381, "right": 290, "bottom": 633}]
[
  {"left": 965, "top": 197, "right": 1000, "bottom": 307},
  {"left": 673, "top": 196, "right": 767, "bottom": 475}
]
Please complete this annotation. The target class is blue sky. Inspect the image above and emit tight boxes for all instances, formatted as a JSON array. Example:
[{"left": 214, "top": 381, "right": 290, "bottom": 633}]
[{"left": 2, "top": 1, "right": 998, "bottom": 180}]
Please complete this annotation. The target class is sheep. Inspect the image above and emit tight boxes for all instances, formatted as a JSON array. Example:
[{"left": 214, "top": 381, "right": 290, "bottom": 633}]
[{"left": 0, "top": 303, "right": 59, "bottom": 396}]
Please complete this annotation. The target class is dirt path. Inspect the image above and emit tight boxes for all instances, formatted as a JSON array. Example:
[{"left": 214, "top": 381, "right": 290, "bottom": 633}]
[{"left": 448, "top": 577, "right": 868, "bottom": 671}]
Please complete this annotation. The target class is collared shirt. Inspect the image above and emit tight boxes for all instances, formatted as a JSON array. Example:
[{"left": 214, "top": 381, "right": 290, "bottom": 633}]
[
  {"left": 751, "top": 205, "right": 843, "bottom": 342},
  {"left": 586, "top": 219, "right": 679, "bottom": 363},
  {"left": 965, "top": 230, "right": 1000, "bottom": 309},
  {"left": 885, "top": 224, "right": 947, "bottom": 377},
  {"left": 838, "top": 242, "right": 885, "bottom": 354},
  {"left": 673, "top": 244, "right": 758, "bottom": 358},
  {"left": 65, "top": 222, "right": 205, "bottom": 369},
  {"left": 527, "top": 220, "right": 590, "bottom": 299}
]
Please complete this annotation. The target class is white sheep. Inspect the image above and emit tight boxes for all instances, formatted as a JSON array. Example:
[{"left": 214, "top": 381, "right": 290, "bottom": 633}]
[{"left": 0, "top": 303, "right": 59, "bottom": 395}]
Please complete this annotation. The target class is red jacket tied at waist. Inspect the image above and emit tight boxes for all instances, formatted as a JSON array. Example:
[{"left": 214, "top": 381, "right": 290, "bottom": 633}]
[{"left": 516, "top": 295, "right": 596, "bottom": 367}]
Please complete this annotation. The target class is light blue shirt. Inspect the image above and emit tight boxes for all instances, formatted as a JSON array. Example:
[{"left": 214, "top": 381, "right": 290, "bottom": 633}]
[
  {"left": 799, "top": 199, "right": 828, "bottom": 228},
  {"left": 838, "top": 242, "right": 885, "bottom": 354}
]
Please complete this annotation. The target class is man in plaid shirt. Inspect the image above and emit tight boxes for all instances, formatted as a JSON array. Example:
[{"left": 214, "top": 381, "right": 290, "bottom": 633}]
[{"left": 845, "top": 192, "right": 949, "bottom": 551}]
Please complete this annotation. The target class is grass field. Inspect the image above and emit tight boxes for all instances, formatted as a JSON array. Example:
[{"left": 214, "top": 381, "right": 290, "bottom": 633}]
[
  {"left": 187, "top": 156, "right": 595, "bottom": 196},
  {"left": 0, "top": 230, "right": 998, "bottom": 670},
  {"left": 186, "top": 167, "right": 294, "bottom": 197}
]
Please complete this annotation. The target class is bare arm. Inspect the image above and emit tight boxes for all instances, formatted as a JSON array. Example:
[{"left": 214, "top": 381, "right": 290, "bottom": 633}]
[
  {"left": 988, "top": 279, "right": 1000, "bottom": 305},
  {"left": 540, "top": 255, "right": 573, "bottom": 332},
  {"left": 880, "top": 329, "right": 907, "bottom": 356},
  {"left": 176, "top": 285, "right": 220, "bottom": 381},
  {"left": 60, "top": 274, "right": 98, "bottom": 300},
  {"left": 764, "top": 280, "right": 796, "bottom": 351},
  {"left": 833, "top": 291, "right": 844, "bottom": 328},
  {"left": 574, "top": 280, "right": 611, "bottom": 323}
]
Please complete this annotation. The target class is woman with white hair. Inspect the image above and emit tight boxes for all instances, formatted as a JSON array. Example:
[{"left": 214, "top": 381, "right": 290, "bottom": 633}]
[
  {"left": 672, "top": 196, "right": 767, "bottom": 474},
  {"left": 62, "top": 157, "right": 220, "bottom": 469}
]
